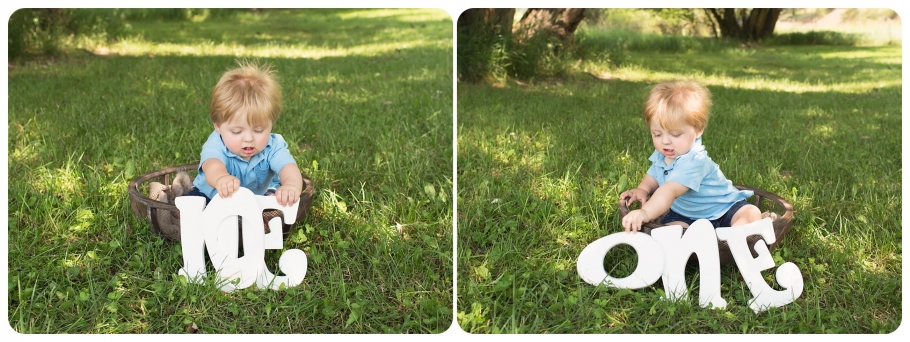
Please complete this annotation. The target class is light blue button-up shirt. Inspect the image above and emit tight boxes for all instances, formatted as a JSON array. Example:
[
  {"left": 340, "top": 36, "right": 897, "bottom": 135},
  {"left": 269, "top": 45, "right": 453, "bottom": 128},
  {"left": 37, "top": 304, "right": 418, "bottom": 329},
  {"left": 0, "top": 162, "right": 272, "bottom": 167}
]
[
  {"left": 646, "top": 137, "right": 752, "bottom": 220},
  {"left": 192, "top": 130, "right": 297, "bottom": 199}
]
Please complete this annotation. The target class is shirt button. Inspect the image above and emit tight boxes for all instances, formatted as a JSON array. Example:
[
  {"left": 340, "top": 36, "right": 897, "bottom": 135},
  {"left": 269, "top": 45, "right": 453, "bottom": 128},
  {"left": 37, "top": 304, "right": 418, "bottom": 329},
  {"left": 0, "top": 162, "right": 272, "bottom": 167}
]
[{"left": 664, "top": 170, "right": 668, "bottom": 175}]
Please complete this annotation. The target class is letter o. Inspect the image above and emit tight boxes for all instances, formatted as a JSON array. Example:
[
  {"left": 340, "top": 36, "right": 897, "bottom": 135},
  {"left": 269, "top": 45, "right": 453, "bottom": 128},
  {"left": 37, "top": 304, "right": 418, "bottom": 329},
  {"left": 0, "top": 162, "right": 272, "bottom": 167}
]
[
  {"left": 202, "top": 189, "right": 266, "bottom": 292},
  {"left": 576, "top": 232, "right": 664, "bottom": 289}
]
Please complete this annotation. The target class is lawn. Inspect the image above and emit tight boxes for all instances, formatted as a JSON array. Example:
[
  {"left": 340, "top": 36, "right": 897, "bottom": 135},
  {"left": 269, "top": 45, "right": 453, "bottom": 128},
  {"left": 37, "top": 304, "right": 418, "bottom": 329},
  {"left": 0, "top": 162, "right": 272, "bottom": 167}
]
[
  {"left": 7, "top": 9, "right": 453, "bottom": 333},
  {"left": 456, "top": 30, "right": 901, "bottom": 333}
]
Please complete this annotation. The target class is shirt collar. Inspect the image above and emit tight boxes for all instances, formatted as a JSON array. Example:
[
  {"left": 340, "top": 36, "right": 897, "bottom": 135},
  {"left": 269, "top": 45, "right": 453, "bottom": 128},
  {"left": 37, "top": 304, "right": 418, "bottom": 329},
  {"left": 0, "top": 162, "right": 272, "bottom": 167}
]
[
  {"left": 649, "top": 136, "right": 705, "bottom": 168},
  {"left": 689, "top": 136, "right": 705, "bottom": 154},
  {"left": 219, "top": 132, "right": 274, "bottom": 164}
]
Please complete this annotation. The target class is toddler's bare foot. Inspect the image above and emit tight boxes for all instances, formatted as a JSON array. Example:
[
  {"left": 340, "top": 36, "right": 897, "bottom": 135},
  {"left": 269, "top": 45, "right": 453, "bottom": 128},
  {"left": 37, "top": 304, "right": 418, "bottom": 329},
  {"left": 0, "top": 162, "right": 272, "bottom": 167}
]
[{"left": 761, "top": 211, "right": 779, "bottom": 220}]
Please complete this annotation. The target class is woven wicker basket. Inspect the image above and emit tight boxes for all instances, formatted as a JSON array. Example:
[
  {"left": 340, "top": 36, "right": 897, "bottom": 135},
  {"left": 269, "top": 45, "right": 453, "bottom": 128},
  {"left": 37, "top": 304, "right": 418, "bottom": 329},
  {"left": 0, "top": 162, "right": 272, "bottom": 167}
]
[
  {"left": 618, "top": 185, "right": 793, "bottom": 265},
  {"left": 128, "top": 163, "right": 315, "bottom": 241}
]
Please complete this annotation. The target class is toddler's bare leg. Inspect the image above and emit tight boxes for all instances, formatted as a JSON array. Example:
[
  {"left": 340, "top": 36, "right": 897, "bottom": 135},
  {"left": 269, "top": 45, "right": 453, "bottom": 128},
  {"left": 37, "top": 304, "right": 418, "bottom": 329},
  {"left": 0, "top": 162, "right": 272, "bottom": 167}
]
[
  {"left": 730, "top": 204, "right": 762, "bottom": 226},
  {"left": 664, "top": 221, "right": 690, "bottom": 228}
]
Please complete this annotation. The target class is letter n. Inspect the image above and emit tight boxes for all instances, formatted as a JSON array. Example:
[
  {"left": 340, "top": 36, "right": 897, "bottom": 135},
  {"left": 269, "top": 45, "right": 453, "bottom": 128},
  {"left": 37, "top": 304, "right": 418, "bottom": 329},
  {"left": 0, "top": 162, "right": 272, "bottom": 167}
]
[{"left": 651, "top": 220, "right": 727, "bottom": 309}]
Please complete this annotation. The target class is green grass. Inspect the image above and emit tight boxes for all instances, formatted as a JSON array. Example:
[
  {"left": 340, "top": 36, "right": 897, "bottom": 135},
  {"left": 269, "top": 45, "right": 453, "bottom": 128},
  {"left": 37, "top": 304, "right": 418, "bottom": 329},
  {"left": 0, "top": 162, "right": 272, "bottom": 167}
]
[
  {"left": 456, "top": 32, "right": 901, "bottom": 333},
  {"left": 774, "top": 20, "right": 902, "bottom": 47},
  {"left": 7, "top": 9, "right": 453, "bottom": 333}
]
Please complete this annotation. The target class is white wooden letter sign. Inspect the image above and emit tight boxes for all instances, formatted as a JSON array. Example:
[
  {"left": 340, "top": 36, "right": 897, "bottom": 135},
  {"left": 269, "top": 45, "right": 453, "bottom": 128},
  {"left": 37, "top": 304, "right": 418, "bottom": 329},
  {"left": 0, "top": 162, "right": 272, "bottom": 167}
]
[
  {"left": 577, "top": 218, "right": 803, "bottom": 313},
  {"left": 175, "top": 187, "right": 307, "bottom": 292}
]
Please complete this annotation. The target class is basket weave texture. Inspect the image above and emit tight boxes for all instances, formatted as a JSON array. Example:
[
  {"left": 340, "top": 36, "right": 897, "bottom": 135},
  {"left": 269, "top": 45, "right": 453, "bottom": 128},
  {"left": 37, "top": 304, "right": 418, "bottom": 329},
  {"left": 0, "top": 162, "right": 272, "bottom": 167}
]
[
  {"left": 128, "top": 163, "right": 315, "bottom": 241},
  {"left": 617, "top": 185, "right": 793, "bottom": 265}
]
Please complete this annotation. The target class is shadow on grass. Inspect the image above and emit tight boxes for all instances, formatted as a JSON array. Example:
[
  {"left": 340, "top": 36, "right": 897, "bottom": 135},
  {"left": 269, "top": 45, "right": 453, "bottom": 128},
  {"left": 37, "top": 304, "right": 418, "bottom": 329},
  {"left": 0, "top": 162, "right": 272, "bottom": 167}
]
[{"left": 124, "top": 8, "right": 452, "bottom": 53}]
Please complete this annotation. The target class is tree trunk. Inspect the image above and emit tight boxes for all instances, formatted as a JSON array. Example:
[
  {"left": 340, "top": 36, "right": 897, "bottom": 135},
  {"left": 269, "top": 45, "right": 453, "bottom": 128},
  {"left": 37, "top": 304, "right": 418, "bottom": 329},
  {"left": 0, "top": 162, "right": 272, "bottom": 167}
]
[
  {"left": 513, "top": 8, "right": 585, "bottom": 47},
  {"left": 709, "top": 8, "right": 743, "bottom": 39},
  {"left": 457, "top": 8, "right": 515, "bottom": 41},
  {"left": 703, "top": 9, "right": 719, "bottom": 38},
  {"left": 456, "top": 9, "right": 515, "bottom": 82},
  {"left": 746, "top": 8, "right": 781, "bottom": 41},
  {"left": 707, "top": 8, "right": 782, "bottom": 41}
]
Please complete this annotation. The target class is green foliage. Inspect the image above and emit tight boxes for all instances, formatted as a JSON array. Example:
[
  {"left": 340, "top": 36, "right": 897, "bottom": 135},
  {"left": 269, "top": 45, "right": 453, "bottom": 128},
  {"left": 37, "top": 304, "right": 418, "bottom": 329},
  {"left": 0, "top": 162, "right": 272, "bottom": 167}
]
[
  {"left": 778, "top": 8, "right": 836, "bottom": 23},
  {"left": 8, "top": 9, "right": 127, "bottom": 59},
  {"left": 647, "top": 9, "right": 713, "bottom": 36},
  {"left": 766, "top": 31, "right": 862, "bottom": 46},
  {"left": 457, "top": 15, "right": 510, "bottom": 83},
  {"left": 458, "top": 12, "right": 581, "bottom": 83},
  {"left": 585, "top": 9, "right": 715, "bottom": 37},
  {"left": 118, "top": 8, "right": 244, "bottom": 21},
  {"left": 584, "top": 8, "right": 662, "bottom": 33},
  {"left": 576, "top": 28, "right": 734, "bottom": 65},
  {"left": 573, "top": 31, "right": 628, "bottom": 68},
  {"left": 506, "top": 30, "right": 575, "bottom": 81}
]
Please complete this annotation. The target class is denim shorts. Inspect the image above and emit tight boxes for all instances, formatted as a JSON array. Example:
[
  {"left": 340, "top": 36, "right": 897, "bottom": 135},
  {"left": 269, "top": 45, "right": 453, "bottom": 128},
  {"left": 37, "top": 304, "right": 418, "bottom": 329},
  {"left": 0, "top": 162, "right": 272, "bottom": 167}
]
[
  {"left": 182, "top": 187, "right": 212, "bottom": 205},
  {"left": 181, "top": 187, "right": 277, "bottom": 206},
  {"left": 660, "top": 200, "right": 750, "bottom": 228}
]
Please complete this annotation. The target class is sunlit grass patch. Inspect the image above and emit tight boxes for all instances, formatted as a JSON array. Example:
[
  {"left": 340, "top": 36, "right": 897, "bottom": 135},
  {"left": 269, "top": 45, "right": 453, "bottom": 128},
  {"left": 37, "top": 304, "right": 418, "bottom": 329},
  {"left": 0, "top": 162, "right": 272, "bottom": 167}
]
[
  {"left": 109, "top": 36, "right": 445, "bottom": 59},
  {"left": 33, "top": 157, "right": 85, "bottom": 203},
  {"left": 601, "top": 46, "right": 902, "bottom": 94},
  {"left": 338, "top": 8, "right": 450, "bottom": 22},
  {"left": 9, "top": 120, "right": 48, "bottom": 165},
  {"left": 99, "top": 9, "right": 452, "bottom": 59},
  {"left": 775, "top": 22, "right": 902, "bottom": 46}
]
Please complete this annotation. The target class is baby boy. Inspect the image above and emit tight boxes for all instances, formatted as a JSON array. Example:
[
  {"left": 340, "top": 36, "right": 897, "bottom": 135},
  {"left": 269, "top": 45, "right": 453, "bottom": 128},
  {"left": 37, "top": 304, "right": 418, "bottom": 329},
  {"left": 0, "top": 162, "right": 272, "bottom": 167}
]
[
  {"left": 620, "top": 80, "right": 761, "bottom": 233},
  {"left": 183, "top": 61, "right": 302, "bottom": 207}
]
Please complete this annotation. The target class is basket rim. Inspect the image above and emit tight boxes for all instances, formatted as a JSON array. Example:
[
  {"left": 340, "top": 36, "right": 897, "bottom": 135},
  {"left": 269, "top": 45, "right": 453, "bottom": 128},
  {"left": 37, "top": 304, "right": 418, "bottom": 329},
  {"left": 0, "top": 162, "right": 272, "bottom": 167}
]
[
  {"left": 617, "top": 184, "right": 793, "bottom": 229},
  {"left": 128, "top": 163, "right": 315, "bottom": 212}
]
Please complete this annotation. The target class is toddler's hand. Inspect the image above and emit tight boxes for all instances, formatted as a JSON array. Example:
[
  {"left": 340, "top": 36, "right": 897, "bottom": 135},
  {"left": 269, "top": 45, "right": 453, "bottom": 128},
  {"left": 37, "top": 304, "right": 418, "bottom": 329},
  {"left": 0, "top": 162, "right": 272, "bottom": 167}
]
[
  {"left": 620, "top": 188, "right": 650, "bottom": 207},
  {"left": 272, "top": 184, "right": 301, "bottom": 207},
  {"left": 215, "top": 175, "right": 240, "bottom": 199},
  {"left": 622, "top": 209, "right": 652, "bottom": 234}
]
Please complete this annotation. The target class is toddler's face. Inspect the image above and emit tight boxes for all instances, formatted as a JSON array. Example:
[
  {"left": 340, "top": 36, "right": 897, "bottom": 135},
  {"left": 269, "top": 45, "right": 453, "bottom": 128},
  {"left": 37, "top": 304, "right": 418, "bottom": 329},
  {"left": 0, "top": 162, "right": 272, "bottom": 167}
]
[
  {"left": 649, "top": 120, "right": 702, "bottom": 163},
  {"left": 214, "top": 113, "right": 272, "bottom": 162}
]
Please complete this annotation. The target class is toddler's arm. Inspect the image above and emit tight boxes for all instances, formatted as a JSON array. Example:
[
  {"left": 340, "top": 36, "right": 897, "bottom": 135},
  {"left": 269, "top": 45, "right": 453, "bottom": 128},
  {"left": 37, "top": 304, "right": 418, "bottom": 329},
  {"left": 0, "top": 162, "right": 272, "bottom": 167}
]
[
  {"left": 274, "top": 163, "right": 303, "bottom": 207},
  {"left": 620, "top": 175, "right": 659, "bottom": 207},
  {"left": 621, "top": 181, "right": 688, "bottom": 234},
  {"left": 202, "top": 159, "right": 240, "bottom": 198}
]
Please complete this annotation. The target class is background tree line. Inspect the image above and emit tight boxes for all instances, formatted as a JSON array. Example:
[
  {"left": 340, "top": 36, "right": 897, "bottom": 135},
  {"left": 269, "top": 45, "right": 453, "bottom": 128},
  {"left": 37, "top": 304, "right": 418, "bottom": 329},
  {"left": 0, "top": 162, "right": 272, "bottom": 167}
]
[
  {"left": 457, "top": 8, "right": 898, "bottom": 83},
  {"left": 8, "top": 8, "right": 243, "bottom": 60}
]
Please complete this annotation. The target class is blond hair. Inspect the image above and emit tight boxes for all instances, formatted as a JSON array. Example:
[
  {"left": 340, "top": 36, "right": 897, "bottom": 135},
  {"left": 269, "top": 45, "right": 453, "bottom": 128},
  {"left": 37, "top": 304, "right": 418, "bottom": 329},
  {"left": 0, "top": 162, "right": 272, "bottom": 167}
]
[
  {"left": 210, "top": 60, "right": 282, "bottom": 127},
  {"left": 642, "top": 80, "right": 711, "bottom": 132}
]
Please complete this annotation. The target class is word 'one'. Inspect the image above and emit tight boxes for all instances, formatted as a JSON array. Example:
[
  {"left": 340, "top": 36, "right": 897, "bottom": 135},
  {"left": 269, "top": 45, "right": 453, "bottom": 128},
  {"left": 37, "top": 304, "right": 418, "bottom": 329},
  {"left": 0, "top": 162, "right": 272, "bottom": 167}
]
[
  {"left": 176, "top": 187, "right": 307, "bottom": 292},
  {"left": 576, "top": 218, "right": 803, "bottom": 313}
]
